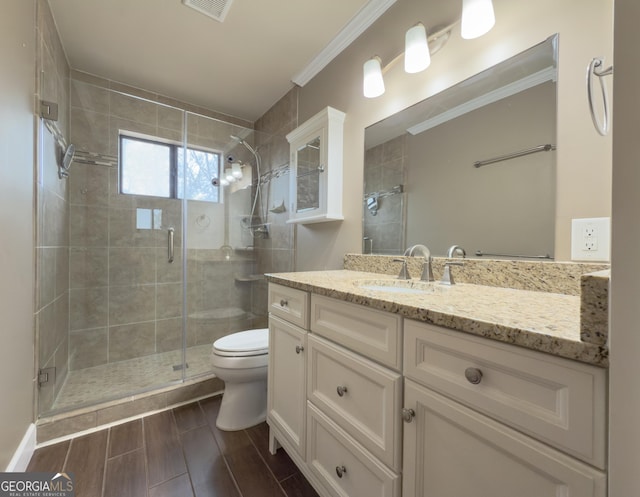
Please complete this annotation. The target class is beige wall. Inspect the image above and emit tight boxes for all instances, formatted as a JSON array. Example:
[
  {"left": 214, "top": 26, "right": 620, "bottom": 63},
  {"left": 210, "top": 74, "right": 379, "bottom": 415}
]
[
  {"left": 0, "top": 0, "right": 36, "bottom": 469},
  {"left": 406, "top": 82, "right": 556, "bottom": 257},
  {"left": 296, "top": 0, "right": 613, "bottom": 269},
  {"left": 609, "top": 0, "right": 640, "bottom": 494}
]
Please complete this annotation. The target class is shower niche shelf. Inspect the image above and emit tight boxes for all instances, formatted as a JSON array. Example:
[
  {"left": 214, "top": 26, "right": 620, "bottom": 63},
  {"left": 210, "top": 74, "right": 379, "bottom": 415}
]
[{"left": 286, "top": 106, "right": 345, "bottom": 224}]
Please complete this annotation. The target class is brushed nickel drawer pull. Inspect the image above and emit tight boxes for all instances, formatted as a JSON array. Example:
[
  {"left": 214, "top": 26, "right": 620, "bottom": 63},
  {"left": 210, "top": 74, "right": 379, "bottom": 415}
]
[
  {"left": 335, "top": 465, "right": 347, "bottom": 478},
  {"left": 465, "top": 367, "right": 483, "bottom": 385},
  {"left": 295, "top": 345, "right": 304, "bottom": 354},
  {"left": 279, "top": 299, "right": 288, "bottom": 307},
  {"left": 402, "top": 408, "right": 415, "bottom": 423},
  {"left": 336, "top": 385, "right": 348, "bottom": 397}
]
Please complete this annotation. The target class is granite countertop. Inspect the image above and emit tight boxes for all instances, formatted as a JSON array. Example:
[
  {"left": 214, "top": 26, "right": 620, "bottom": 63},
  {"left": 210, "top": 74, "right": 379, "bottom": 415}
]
[{"left": 266, "top": 269, "right": 608, "bottom": 368}]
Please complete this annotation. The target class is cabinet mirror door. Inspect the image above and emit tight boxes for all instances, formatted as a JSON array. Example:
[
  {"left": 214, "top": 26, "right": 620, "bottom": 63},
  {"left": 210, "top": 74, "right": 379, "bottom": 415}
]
[{"left": 295, "top": 135, "right": 322, "bottom": 213}]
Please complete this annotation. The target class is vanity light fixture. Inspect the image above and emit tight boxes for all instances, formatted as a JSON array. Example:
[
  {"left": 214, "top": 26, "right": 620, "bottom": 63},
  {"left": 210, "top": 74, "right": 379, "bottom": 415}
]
[
  {"left": 363, "top": 0, "right": 495, "bottom": 98},
  {"left": 461, "top": 0, "right": 495, "bottom": 39},
  {"left": 363, "top": 56, "right": 385, "bottom": 98},
  {"left": 405, "top": 23, "right": 431, "bottom": 73},
  {"left": 231, "top": 162, "right": 243, "bottom": 179}
]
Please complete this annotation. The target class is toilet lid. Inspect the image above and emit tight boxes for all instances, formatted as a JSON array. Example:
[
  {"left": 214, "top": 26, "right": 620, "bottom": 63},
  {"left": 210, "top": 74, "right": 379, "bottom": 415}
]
[{"left": 213, "top": 328, "right": 269, "bottom": 357}]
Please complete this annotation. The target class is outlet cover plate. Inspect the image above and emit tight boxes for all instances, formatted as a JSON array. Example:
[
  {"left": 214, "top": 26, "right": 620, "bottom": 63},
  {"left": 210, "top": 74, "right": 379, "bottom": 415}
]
[{"left": 571, "top": 217, "right": 611, "bottom": 262}]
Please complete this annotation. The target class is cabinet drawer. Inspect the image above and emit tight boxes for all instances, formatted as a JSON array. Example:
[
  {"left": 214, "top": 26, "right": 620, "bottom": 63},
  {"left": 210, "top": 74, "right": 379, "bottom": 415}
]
[
  {"left": 269, "top": 284, "right": 310, "bottom": 329},
  {"left": 404, "top": 320, "right": 607, "bottom": 469},
  {"left": 307, "top": 403, "right": 400, "bottom": 497},
  {"left": 310, "top": 295, "right": 402, "bottom": 370},
  {"left": 307, "top": 335, "right": 402, "bottom": 471}
]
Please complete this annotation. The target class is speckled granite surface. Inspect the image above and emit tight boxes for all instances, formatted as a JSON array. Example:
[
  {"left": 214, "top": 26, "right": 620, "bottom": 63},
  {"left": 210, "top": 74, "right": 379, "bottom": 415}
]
[
  {"left": 580, "top": 270, "right": 610, "bottom": 345},
  {"left": 266, "top": 270, "right": 608, "bottom": 368},
  {"left": 343, "top": 254, "right": 608, "bottom": 296}
]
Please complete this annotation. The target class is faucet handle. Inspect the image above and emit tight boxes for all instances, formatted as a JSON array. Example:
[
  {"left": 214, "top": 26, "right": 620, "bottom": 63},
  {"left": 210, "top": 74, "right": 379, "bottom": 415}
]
[
  {"left": 441, "top": 261, "right": 464, "bottom": 286},
  {"left": 393, "top": 258, "right": 411, "bottom": 280}
]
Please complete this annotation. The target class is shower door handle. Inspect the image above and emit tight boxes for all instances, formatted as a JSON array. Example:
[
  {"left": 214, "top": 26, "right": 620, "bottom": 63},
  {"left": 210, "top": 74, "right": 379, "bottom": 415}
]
[{"left": 168, "top": 228, "right": 175, "bottom": 263}]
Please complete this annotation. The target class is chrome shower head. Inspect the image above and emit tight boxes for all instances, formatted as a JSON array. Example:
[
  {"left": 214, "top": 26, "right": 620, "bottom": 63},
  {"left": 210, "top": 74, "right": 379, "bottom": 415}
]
[{"left": 230, "top": 134, "right": 256, "bottom": 155}]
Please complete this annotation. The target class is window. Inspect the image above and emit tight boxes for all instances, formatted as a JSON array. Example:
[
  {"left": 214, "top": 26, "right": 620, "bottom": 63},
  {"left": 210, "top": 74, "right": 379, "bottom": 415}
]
[{"left": 119, "top": 134, "right": 221, "bottom": 202}]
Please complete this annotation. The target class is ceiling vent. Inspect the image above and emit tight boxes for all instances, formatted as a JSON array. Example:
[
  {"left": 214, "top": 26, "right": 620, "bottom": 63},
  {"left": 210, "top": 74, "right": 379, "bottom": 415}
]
[{"left": 182, "top": 0, "right": 234, "bottom": 22}]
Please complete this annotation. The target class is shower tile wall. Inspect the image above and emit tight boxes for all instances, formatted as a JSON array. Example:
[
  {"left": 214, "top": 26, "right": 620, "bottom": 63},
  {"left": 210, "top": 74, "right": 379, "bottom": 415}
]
[
  {"left": 363, "top": 134, "right": 408, "bottom": 255},
  {"left": 253, "top": 88, "right": 299, "bottom": 302},
  {"left": 35, "top": 0, "right": 71, "bottom": 414},
  {"left": 67, "top": 73, "right": 260, "bottom": 372}
]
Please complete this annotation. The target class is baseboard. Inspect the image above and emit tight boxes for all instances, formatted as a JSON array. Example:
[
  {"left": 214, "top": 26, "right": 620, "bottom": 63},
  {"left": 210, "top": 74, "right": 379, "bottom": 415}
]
[{"left": 5, "top": 423, "right": 36, "bottom": 472}]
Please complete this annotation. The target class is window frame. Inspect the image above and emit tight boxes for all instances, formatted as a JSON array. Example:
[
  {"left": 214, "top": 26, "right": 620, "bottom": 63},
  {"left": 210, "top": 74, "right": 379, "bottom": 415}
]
[{"left": 118, "top": 132, "right": 222, "bottom": 202}]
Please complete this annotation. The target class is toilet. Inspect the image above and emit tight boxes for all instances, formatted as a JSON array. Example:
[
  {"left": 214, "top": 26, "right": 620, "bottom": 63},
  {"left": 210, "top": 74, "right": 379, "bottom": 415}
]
[{"left": 210, "top": 328, "right": 269, "bottom": 431}]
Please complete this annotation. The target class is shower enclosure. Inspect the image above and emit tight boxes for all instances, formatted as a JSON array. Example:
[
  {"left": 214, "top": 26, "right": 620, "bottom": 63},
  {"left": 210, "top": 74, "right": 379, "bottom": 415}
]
[{"left": 36, "top": 77, "right": 289, "bottom": 417}]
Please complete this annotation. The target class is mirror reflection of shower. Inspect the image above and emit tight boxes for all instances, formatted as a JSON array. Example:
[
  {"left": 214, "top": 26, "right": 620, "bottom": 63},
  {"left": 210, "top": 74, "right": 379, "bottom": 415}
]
[{"left": 228, "top": 134, "right": 269, "bottom": 238}]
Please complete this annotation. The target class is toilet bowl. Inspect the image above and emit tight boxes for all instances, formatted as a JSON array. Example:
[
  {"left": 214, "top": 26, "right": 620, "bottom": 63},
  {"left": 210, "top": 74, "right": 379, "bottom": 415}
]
[{"left": 210, "top": 328, "right": 269, "bottom": 431}]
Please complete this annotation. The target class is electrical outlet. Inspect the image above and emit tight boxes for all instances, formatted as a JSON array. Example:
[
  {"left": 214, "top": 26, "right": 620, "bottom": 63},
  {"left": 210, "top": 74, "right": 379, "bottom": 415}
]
[{"left": 571, "top": 217, "right": 611, "bottom": 261}]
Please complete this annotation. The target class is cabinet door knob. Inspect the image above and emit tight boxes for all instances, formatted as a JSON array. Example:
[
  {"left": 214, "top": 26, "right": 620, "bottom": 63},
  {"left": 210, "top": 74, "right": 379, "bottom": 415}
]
[
  {"left": 279, "top": 299, "right": 288, "bottom": 307},
  {"left": 295, "top": 345, "right": 304, "bottom": 354},
  {"left": 336, "top": 385, "right": 348, "bottom": 397},
  {"left": 464, "top": 367, "right": 483, "bottom": 384},
  {"left": 402, "top": 408, "right": 415, "bottom": 423},
  {"left": 335, "top": 465, "right": 347, "bottom": 478}
]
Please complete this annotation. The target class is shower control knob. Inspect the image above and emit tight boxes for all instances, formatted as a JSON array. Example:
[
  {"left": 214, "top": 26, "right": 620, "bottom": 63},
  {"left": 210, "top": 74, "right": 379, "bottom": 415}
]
[
  {"left": 336, "top": 385, "right": 348, "bottom": 397},
  {"left": 295, "top": 345, "right": 304, "bottom": 354},
  {"left": 464, "top": 367, "right": 483, "bottom": 385},
  {"left": 280, "top": 299, "right": 288, "bottom": 307},
  {"left": 335, "top": 465, "right": 347, "bottom": 478}
]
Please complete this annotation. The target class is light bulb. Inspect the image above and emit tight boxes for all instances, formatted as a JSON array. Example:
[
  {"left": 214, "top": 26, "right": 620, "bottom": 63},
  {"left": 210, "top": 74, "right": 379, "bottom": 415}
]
[
  {"left": 405, "top": 23, "right": 431, "bottom": 73},
  {"left": 220, "top": 177, "right": 229, "bottom": 186},
  {"left": 224, "top": 168, "right": 235, "bottom": 183},
  {"left": 231, "top": 163, "right": 243, "bottom": 179},
  {"left": 363, "top": 56, "right": 385, "bottom": 98},
  {"left": 461, "top": 0, "right": 495, "bottom": 39}
]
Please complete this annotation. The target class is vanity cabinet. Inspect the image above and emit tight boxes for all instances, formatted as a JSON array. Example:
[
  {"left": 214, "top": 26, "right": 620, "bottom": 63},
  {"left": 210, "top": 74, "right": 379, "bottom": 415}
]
[
  {"left": 286, "top": 106, "right": 345, "bottom": 224},
  {"left": 402, "top": 319, "right": 607, "bottom": 497},
  {"left": 267, "top": 282, "right": 608, "bottom": 497},
  {"left": 267, "top": 285, "right": 310, "bottom": 460}
]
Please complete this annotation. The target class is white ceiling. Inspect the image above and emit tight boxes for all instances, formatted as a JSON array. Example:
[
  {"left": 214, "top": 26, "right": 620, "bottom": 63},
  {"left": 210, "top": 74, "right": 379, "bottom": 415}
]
[{"left": 48, "top": 0, "right": 388, "bottom": 122}]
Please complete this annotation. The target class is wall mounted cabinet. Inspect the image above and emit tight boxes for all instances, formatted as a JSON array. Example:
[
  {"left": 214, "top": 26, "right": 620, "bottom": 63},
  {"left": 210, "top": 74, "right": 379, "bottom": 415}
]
[{"left": 286, "top": 106, "right": 345, "bottom": 224}]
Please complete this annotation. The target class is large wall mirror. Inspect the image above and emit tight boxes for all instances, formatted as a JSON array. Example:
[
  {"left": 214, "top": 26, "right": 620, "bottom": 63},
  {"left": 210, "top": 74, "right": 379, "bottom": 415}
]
[{"left": 363, "top": 35, "right": 558, "bottom": 260}]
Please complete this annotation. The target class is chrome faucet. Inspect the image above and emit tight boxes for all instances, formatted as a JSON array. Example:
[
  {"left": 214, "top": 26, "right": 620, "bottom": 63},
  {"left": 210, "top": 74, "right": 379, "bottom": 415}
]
[
  {"left": 393, "top": 258, "right": 411, "bottom": 279},
  {"left": 447, "top": 245, "right": 466, "bottom": 258},
  {"left": 403, "top": 244, "right": 434, "bottom": 282}
]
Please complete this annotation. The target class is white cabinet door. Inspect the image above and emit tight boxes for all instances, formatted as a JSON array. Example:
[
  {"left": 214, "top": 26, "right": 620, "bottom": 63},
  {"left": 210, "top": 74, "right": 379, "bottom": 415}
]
[
  {"left": 402, "top": 379, "right": 606, "bottom": 497},
  {"left": 267, "top": 315, "right": 308, "bottom": 458}
]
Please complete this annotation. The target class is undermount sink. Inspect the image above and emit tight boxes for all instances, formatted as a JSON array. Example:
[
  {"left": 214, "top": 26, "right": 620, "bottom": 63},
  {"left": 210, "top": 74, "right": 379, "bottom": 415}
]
[{"left": 355, "top": 279, "right": 438, "bottom": 294}]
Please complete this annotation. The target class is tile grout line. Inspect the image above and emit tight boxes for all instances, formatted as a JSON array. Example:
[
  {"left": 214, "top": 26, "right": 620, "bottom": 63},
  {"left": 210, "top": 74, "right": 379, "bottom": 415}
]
[
  {"left": 100, "top": 427, "right": 110, "bottom": 497},
  {"left": 196, "top": 400, "right": 244, "bottom": 497},
  {"left": 244, "top": 426, "right": 289, "bottom": 497}
]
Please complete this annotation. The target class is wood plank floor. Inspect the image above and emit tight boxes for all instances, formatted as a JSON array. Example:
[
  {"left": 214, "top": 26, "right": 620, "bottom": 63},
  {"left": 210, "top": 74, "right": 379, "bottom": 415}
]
[{"left": 28, "top": 395, "right": 320, "bottom": 497}]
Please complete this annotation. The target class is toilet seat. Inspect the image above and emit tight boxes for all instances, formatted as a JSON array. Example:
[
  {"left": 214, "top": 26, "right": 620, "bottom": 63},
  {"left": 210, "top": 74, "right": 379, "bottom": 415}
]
[{"left": 213, "top": 328, "right": 269, "bottom": 357}]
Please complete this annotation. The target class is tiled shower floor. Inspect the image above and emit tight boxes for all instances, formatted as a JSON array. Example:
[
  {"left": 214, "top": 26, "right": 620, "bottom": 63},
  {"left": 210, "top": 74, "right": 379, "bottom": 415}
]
[{"left": 52, "top": 344, "right": 214, "bottom": 411}]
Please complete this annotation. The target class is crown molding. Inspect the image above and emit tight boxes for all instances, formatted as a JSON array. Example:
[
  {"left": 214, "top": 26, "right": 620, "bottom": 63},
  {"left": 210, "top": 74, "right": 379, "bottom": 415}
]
[
  {"left": 291, "top": 0, "right": 397, "bottom": 87},
  {"left": 408, "top": 66, "right": 557, "bottom": 135}
]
